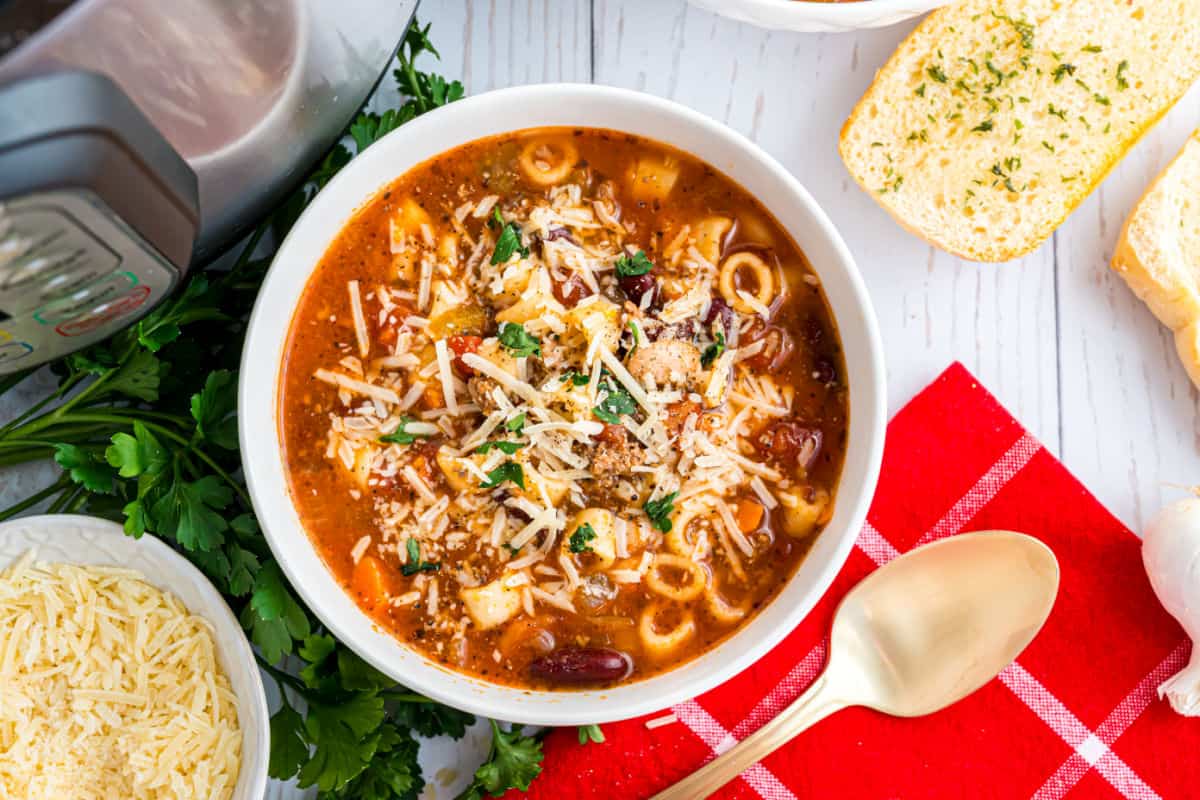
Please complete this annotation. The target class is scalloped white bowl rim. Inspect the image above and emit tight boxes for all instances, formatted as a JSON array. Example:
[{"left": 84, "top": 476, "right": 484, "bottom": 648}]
[
  {"left": 687, "top": 0, "right": 951, "bottom": 32},
  {"left": 0, "top": 514, "right": 269, "bottom": 800},
  {"left": 240, "top": 83, "right": 886, "bottom": 726}
]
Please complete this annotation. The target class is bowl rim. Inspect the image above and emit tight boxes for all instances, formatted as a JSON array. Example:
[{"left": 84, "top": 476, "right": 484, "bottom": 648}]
[
  {"left": 240, "top": 82, "right": 886, "bottom": 725},
  {"left": 0, "top": 513, "right": 270, "bottom": 799},
  {"left": 687, "top": 0, "right": 951, "bottom": 28}
]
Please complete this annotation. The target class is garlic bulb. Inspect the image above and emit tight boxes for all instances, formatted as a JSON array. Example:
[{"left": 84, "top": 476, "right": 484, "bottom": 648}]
[{"left": 1143, "top": 498, "right": 1200, "bottom": 715}]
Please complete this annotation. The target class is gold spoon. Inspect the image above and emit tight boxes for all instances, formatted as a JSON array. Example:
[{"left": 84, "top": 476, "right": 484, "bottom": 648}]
[{"left": 652, "top": 530, "right": 1059, "bottom": 800}]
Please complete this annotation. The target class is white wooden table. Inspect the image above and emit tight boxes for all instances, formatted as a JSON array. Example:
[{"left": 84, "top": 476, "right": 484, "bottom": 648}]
[{"left": 3, "top": 2, "right": 1200, "bottom": 797}]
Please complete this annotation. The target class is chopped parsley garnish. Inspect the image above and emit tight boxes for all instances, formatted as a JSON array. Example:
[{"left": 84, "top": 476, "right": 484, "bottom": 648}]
[
  {"left": 627, "top": 319, "right": 646, "bottom": 352},
  {"left": 379, "top": 416, "right": 430, "bottom": 444},
  {"left": 1052, "top": 62, "right": 1076, "bottom": 83},
  {"left": 926, "top": 64, "right": 949, "bottom": 84},
  {"left": 972, "top": 119, "right": 995, "bottom": 133},
  {"left": 915, "top": 83, "right": 927, "bottom": 97},
  {"left": 506, "top": 412, "right": 526, "bottom": 434},
  {"left": 490, "top": 208, "right": 530, "bottom": 264},
  {"left": 1116, "top": 60, "right": 1130, "bottom": 91},
  {"left": 559, "top": 370, "right": 590, "bottom": 387},
  {"left": 1082, "top": 44, "right": 1102, "bottom": 53},
  {"left": 498, "top": 322, "right": 542, "bottom": 358},
  {"left": 476, "top": 440, "right": 524, "bottom": 455},
  {"left": 701, "top": 331, "right": 726, "bottom": 368},
  {"left": 991, "top": 11, "right": 1035, "bottom": 49},
  {"left": 401, "top": 538, "right": 441, "bottom": 576},
  {"left": 1094, "top": 94, "right": 1111, "bottom": 106},
  {"left": 480, "top": 461, "right": 525, "bottom": 490},
  {"left": 592, "top": 380, "right": 637, "bottom": 425},
  {"left": 1047, "top": 103, "right": 1067, "bottom": 120},
  {"left": 644, "top": 492, "right": 679, "bottom": 533},
  {"left": 614, "top": 250, "right": 654, "bottom": 277},
  {"left": 568, "top": 523, "right": 597, "bottom": 553}
]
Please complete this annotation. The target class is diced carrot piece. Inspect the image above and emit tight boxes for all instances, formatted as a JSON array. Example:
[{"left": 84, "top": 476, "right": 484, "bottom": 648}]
[
  {"left": 734, "top": 499, "right": 764, "bottom": 533},
  {"left": 421, "top": 384, "right": 444, "bottom": 410},
  {"left": 352, "top": 555, "right": 387, "bottom": 610}
]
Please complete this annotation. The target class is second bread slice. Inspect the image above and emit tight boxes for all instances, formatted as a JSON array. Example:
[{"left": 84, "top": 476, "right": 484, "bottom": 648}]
[{"left": 840, "top": 0, "right": 1200, "bottom": 262}]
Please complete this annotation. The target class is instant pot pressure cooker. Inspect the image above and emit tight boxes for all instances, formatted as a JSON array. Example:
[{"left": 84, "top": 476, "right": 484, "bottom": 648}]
[{"left": 0, "top": 0, "right": 418, "bottom": 373}]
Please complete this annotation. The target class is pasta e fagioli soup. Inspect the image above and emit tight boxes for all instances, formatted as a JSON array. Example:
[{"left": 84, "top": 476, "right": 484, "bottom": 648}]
[{"left": 278, "top": 128, "right": 848, "bottom": 689}]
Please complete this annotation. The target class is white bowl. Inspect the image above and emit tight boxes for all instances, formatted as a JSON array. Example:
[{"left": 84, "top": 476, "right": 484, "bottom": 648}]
[
  {"left": 689, "top": 0, "right": 949, "bottom": 32},
  {"left": 240, "top": 83, "right": 886, "bottom": 726},
  {"left": 0, "top": 514, "right": 269, "bottom": 799}
]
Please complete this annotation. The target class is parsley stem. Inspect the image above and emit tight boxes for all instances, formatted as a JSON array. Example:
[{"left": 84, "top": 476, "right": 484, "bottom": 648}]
[
  {"left": 48, "top": 483, "right": 85, "bottom": 514},
  {"left": 0, "top": 475, "right": 71, "bottom": 521},
  {"left": 0, "top": 372, "right": 84, "bottom": 438},
  {"left": 256, "top": 657, "right": 311, "bottom": 697}
]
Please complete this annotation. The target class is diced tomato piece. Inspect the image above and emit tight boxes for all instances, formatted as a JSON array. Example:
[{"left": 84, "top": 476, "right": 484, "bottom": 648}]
[{"left": 446, "top": 334, "right": 484, "bottom": 376}]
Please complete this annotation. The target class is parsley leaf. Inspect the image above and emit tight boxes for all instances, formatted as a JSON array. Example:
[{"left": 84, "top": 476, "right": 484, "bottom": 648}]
[
  {"left": 190, "top": 369, "right": 238, "bottom": 449},
  {"left": 379, "top": 417, "right": 431, "bottom": 445},
  {"left": 349, "top": 108, "right": 409, "bottom": 153},
  {"left": 497, "top": 322, "right": 541, "bottom": 358},
  {"left": 480, "top": 461, "right": 525, "bottom": 490},
  {"left": 53, "top": 443, "right": 116, "bottom": 494},
  {"left": 569, "top": 523, "right": 597, "bottom": 553},
  {"left": 336, "top": 722, "right": 424, "bottom": 800},
  {"left": 391, "top": 701, "right": 476, "bottom": 740},
  {"left": 644, "top": 491, "right": 679, "bottom": 533},
  {"left": 505, "top": 412, "right": 526, "bottom": 434},
  {"left": 614, "top": 250, "right": 654, "bottom": 277},
  {"left": 490, "top": 211, "right": 530, "bottom": 264},
  {"left": 401, "top": 538, "right": 441, "bottom": 576},
  {"left": 701, "top": 331, "right": 726, "bottom": 368},
  {"left": 268, "top": 701, "right": 310, "bottom": 780},
  {"left": 242, "top": 561, "right": 311, "bottom": 663},
  {"left": 151, "top": 475, "right": 232, "bottom": 552},
  {"left": 476, "top": 440, "right": 524, "bottom": 455},
  {"left": 592, "top": 380, "right": 637, "bottom": 425},
  {"left": 458, "top": 720, "right": 544, "bottom": 800},
  {"left": 578, "top": 724, "right": 605, "bottom": 745},
  {"left": 559, "top": 370, "right": 590, "bottom": 387},
  {"left": 105, "top": 421, "right": 168, "bottom": 479},
  {"left": 298, "top": 693, "right": 387, "bottom": 791}
]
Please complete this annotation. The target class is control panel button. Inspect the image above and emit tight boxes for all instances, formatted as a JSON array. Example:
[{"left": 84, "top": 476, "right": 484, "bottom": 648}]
[
  {"left": 55, "top": 284, "right": 151, "bottom": 337},
  {"left": 34, "top": 270, "right": 139, "bottom": 326},
  {"left": 0, "top": 341, "right": 33, "bottom": 365}
]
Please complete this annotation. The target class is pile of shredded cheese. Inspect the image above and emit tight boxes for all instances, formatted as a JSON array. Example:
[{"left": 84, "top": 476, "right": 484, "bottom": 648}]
[{"left": 0, "top": 553, "right": 242, "bottom": 799}]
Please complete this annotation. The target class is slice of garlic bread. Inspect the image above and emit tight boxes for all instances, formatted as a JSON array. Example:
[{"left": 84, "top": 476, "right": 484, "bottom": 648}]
[
  {"left": 839, "top": 0, "right": 1200, "bottom": 262},
  {"left": 1112, "top": 131, "right": 1200, "bottom": 388}
]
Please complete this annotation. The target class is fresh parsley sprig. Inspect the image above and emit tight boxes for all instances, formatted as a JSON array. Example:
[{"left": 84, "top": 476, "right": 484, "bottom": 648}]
[{"left": 498, "top": 322, "right": 542, "bottom": 358}]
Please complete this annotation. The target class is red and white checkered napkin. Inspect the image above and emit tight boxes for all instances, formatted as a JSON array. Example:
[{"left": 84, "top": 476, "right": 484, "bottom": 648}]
[{"left": 510, "top": 362, "right": 1200, "bottom": 800}]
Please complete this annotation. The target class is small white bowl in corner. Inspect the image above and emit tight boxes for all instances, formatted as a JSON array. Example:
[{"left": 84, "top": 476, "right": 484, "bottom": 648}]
[
  {"left": 0, "top": 514, "right": 269, "bottom": 800},
  {"left": 689, "top": 0, "right": 951, "bottom": 33}
]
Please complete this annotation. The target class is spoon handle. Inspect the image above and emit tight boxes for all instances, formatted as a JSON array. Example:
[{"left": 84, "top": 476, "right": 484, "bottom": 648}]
[{"left": 650, "top": 670, "right": 846, "bottom": 800}]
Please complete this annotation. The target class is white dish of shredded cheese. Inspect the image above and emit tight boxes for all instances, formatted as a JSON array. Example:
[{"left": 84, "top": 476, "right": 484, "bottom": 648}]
[{"left": 0, "top": 515, "right": 268, "bottom": 800}]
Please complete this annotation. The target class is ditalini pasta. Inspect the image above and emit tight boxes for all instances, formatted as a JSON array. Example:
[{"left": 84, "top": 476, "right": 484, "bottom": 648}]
[{"left": 279, "top": 128, "right": 848, "bottom": 689}]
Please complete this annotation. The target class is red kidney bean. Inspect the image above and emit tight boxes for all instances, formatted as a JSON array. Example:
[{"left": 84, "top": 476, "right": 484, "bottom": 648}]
[
  {"left": 552, "top": 274, "right": 592, "bottom": 308},
  {"left": 618, "top": 272, "right": 659, "bottom": 308},
  {"left": 703, "top": 296, "right": 735, "bottom": 338},
  {"left": 529, "top": 647, "right": 633, "bottom": 684},
  {"left": 544, "top": 226, "right": 577, "bottom": 244},
  {"left": 756, "top": 422, "right": 823, "bottom": 471}
]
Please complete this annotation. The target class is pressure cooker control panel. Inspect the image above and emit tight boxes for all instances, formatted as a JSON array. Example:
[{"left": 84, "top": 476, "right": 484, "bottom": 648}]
[{"left": 0, "top": 190, "right": 178, "bottom": 373}]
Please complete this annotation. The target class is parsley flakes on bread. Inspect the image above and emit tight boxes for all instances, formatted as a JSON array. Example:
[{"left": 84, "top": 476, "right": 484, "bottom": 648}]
[{"left": 840, "top": 0, "right": 1200, "bottom": 262}]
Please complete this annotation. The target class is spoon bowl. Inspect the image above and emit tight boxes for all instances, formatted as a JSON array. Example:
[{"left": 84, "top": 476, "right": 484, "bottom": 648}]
[
  {"left": 653, "top": 530, "right": 1060, "bottom": 800},
  {"left": 832, "top": 530, "right": 1060, "bottom": 716}
]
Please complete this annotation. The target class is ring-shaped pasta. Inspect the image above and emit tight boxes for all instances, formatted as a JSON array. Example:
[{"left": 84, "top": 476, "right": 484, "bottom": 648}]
[
  {"left": 644, "top": 553, "right": 708, "bottom": 602},
  {"left": 665, "top": 507, "right": 713, "bottom": 559},
  {"left": 718, "top": 251, "right": 776, "bottom": 315},
  {"left": 639, "top": 602, "right": 696, "bottom": 657},
  {"left": 518, "top": 137, "right": 579, "bottom": 187},
  {"left": 705, "top": 584, "right": 751, "bottom": 624}
]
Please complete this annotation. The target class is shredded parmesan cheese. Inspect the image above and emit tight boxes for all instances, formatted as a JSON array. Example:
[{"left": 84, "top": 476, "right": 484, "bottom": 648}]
[{"left": 0, "top": 555, "right": 242, "bottom": 799}]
